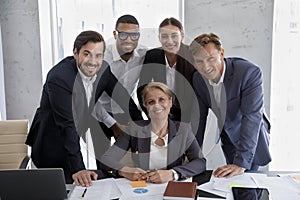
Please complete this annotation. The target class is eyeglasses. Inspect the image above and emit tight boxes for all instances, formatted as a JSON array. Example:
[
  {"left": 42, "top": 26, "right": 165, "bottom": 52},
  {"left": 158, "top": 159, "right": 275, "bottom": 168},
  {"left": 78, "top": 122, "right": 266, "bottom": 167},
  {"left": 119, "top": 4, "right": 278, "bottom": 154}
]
[{"left": 116, "top": 30, "right": 140, "bottom": 41}]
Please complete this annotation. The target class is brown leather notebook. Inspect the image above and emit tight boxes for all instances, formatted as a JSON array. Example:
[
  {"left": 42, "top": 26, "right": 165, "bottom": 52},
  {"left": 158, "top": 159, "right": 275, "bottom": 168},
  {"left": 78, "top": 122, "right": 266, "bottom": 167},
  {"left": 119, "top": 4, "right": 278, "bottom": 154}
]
[{"left": 163, "top": 181, "right": 197, "bottom": 200}]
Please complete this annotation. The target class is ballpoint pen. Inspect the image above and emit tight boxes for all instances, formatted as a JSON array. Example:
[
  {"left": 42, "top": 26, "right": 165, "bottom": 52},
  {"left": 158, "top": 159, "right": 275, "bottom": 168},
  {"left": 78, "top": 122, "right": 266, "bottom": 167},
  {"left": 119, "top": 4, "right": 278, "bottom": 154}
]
[
  {"left": 146, "top": 169, "right": 157, "bottom": 182},
  {"left": 81, "top": 188, "right": 87, "bottom": 198}
]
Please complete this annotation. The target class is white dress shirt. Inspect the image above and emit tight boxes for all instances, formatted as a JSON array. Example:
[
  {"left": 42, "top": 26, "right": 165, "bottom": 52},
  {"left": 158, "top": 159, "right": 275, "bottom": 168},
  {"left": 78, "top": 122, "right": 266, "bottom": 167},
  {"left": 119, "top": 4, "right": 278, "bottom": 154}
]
[
  {"left": 78, "top": 69, "right": 97, "bottom": 169},
  {"left": 78, "top": 69, "right": 97, "bottom": 106},
  {"left": 208, "top": 62, "right": 226, "bottom": 107},
  {"left": 164, "top": 55, "right": 176, "bottom": 92},
  {"left": 149, "top": 131, "right": 168, "bottom": 170},
  {"left": 97, "top": 44, "right": 147, "bottom": 127},
  {"left": 208, "top": 63, "right": 226, "bottom": 144}
]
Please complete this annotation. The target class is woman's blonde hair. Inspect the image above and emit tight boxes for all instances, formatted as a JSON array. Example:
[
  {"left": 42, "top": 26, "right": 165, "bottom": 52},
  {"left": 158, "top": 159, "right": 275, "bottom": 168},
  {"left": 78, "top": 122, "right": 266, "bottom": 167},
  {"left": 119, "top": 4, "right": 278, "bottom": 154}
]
[{"left": 141, "top": 82, "right": 172, "bottom": 105}]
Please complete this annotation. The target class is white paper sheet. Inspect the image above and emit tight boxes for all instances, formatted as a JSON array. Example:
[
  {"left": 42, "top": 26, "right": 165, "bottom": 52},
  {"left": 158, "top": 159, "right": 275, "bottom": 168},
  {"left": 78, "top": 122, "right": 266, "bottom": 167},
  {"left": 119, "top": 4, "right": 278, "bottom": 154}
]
[
  {"left": 114, "top": 178, "right": 167, "bottom": 200},
  {"left": 205, "top": 173, "right": 300, "bottom": 200},
  {"left": 261, "top": 176, "right": 300, "bottom": 200},
  {"left": 211, "top": 173, "right": 261, "bottom": 193},
  {"left": 197, "top": 181, "right": 227, "bottom": 198},
  {"left": 197, "top": 173, "right": 269, "bottom": 200},
  {"left": 277, "top": 173, "right": 300, "bottom": 185},
  {"left": 68, "top": 178, "right": 121, "bottom": 200}
]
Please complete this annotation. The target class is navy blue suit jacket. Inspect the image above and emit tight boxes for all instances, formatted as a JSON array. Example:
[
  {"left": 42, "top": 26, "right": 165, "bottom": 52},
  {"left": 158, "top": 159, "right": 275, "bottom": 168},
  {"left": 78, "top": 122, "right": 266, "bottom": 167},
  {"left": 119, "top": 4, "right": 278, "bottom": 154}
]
[
  {"left": 193, "top": 57, "right": 271, "bottom": 169},
  {"left": 100, "top": 119, "right": 206, "bottom": 179},
  {"left": 26, "top": 56, "right": 141, "bottom": 176}
]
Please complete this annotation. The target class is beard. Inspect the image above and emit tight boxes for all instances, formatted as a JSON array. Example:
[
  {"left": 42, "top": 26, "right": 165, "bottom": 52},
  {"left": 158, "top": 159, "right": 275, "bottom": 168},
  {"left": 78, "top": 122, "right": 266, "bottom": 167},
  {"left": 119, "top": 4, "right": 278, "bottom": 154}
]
[{"left": 78, "top": 62, "right": 100, "bottom": 78}]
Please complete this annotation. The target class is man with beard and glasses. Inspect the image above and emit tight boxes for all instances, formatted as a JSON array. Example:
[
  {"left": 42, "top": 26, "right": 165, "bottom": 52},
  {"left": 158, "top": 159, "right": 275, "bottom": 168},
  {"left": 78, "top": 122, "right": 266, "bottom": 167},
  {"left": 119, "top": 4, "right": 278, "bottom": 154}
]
[
  {"left": 26, "top": 30, "right": 141, "bottom": 187},
  {"left": 98, "top": 14, "right": 147, "bottom": 139}
]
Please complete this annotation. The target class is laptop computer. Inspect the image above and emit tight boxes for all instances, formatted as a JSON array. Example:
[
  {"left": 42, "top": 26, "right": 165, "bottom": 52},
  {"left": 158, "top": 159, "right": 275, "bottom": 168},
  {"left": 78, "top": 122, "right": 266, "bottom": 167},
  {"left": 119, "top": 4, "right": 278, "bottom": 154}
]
[{"left": 0, "top": 168, "right": 73, "bottom": 200}]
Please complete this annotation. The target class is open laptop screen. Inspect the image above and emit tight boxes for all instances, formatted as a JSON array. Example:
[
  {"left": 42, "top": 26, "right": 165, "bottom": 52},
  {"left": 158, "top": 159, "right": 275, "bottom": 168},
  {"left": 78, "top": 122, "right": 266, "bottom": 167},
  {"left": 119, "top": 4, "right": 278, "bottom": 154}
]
[{"left": 0, "top": 168, "right": 69, "bottom": 200}]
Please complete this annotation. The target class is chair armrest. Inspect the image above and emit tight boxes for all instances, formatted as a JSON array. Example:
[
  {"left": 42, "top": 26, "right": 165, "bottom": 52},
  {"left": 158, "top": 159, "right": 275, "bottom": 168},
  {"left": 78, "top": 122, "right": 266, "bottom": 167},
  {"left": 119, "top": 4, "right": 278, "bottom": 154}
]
[{"left": 19, "top": 155, "right": 30, "bottom": 169}]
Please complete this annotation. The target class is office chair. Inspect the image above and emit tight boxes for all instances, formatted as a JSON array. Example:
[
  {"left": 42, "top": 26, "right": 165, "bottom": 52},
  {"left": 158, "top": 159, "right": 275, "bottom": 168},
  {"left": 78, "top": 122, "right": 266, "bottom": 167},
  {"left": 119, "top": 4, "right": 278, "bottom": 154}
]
[{"left": 0, "top": 120, "right": 30, "bottom": 169}]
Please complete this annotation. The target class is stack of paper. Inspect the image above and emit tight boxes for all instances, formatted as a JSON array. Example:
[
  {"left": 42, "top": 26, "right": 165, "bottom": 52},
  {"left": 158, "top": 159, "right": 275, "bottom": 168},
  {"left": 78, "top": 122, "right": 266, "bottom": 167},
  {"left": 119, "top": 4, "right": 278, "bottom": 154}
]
[{"left": 69, "top": 178, "right": 121, "bottom": 200}]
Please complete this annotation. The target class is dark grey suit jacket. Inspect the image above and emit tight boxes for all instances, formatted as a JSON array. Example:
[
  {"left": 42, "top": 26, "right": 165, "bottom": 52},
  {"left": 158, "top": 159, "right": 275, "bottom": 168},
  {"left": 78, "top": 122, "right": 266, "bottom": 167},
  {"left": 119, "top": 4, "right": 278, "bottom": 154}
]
[
  {"left": 193, "top": 57, "right": 271, "bottom": 169},
  {"left": 100, "top": 119, "right": 206, "bottom": 179}
]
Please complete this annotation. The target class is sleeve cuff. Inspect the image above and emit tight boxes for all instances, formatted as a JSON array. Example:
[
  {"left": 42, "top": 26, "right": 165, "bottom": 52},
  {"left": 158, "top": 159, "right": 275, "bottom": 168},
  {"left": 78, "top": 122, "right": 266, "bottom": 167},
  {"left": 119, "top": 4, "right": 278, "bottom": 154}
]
[
  {"left": 103, "top": 115, "right": 116, "bottom": 128},
  {"left": 171, "top": 169, "right": 179, "bottom": 181}
]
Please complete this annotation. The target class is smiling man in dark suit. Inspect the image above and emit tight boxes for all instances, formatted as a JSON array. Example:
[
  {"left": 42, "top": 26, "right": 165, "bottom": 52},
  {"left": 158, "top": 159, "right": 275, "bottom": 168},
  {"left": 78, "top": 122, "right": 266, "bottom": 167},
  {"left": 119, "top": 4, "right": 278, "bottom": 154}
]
[
  {"left": 26, "top": 30, "right": 141, "bottom": 186},
  {"left": 190, "top": 33, "right": 271, "bottom": 178}
]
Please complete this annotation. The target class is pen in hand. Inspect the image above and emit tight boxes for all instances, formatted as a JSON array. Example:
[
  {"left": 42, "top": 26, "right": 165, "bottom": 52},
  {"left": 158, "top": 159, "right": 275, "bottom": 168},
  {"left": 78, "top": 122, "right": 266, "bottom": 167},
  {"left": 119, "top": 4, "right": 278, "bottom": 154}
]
[
  {"left": 145, "top": 169, "right": 156, "bottom": 182},
  {"left": 81, "top": 188, "right": 87, "bottom": 198}
]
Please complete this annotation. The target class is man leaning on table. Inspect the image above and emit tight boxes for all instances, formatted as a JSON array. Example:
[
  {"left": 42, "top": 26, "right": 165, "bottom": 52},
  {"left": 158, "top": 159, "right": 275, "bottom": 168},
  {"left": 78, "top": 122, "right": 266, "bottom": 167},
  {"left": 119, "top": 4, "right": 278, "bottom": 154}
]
[
  {"left": 25, "top": 30, "right": 141, "bottom": 187},
  {"left": 190, "top": 33, "right": 271, "bottom": 178}
]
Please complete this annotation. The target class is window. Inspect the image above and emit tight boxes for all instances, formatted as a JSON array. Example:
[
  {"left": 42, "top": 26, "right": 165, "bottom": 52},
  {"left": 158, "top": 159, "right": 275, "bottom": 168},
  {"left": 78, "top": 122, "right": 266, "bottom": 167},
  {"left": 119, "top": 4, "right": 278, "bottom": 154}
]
[
  {"left": 39, "top": 0, "right": 183, "bottom": 81},
  {"left": 38, "top": 0, "right": 183, "bottom": 169}
]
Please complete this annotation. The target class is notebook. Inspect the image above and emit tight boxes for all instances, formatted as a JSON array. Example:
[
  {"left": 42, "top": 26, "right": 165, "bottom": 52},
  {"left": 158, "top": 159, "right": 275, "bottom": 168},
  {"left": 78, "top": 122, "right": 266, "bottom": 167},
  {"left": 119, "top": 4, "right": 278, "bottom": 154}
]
[
  {"left": 163, "top": 181, "right": 197, "bottom": 200},
  {"left": 0, "top": 168, "right": 73, "bottom": 200}
]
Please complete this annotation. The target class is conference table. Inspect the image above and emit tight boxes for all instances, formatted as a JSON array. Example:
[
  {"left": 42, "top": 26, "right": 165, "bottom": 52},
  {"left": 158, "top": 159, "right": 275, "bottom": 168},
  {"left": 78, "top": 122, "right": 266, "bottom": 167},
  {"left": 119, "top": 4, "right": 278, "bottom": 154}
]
[{"left": 68, "top": 170, "right": 300, "bottom": 200}]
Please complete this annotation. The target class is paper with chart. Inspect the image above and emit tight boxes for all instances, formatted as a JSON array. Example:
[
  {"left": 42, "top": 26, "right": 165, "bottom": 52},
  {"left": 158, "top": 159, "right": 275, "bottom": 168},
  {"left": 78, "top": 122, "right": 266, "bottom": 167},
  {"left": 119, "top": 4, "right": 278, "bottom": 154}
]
[{"left": 114, "top": 178, "right": 168, "bottom": 200}]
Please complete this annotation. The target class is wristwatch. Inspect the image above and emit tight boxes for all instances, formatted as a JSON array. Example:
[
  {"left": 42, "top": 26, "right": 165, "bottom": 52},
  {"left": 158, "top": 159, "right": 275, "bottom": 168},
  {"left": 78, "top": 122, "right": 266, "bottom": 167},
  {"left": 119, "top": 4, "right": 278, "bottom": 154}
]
[{"left": 171, "top": 169, "right": 179, "bottom": 181}]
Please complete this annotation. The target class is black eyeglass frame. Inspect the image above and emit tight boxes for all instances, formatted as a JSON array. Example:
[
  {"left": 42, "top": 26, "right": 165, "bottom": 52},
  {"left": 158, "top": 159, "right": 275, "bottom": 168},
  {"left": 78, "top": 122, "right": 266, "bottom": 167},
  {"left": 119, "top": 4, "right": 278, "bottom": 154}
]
[{"left": 116, "top": 30, "right": 140, "bottom": 41}]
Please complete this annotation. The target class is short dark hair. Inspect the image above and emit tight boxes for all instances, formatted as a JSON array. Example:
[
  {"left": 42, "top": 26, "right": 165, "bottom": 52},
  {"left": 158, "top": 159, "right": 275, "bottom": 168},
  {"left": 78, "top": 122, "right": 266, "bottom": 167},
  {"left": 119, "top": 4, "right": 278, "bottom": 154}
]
[
  {"left": 115, "top": 14, "right": 139, "bottom": 30},
  {"left": 190, "top": 33, "right": 222, "bottom": 55},
  {"left": 73, "top": 30, "right": 105, "bottom": 53},
  {"left": 159, "top": 17, "right": 183, "bottom": 32}
]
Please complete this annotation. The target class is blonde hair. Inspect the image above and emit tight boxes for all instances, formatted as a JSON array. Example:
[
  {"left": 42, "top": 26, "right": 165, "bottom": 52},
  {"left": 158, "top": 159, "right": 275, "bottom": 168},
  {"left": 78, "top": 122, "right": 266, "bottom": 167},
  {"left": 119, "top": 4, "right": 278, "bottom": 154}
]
[{"left": 141, "top": 82, "right": 172, "bottom": 105}]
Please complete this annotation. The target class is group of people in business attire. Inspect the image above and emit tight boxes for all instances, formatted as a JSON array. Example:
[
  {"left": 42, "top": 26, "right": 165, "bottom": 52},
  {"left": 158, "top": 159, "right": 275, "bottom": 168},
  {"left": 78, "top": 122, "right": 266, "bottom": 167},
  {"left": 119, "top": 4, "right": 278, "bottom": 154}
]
[{"left": 25, "top": 14, "right": 271, "bottom": 187}]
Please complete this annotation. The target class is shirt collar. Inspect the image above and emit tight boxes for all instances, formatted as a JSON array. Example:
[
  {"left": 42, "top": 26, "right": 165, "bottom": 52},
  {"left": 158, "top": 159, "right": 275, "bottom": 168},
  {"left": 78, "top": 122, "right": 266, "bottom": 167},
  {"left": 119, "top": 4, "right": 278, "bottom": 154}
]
[
  {"left": 78, "top": 67, "right": 97, "bottom": 84},
  {"left": 164, "top": 54, "right": 176, "bottom": 70},
  {"left": 151, "top": 130, "right": 168, "bottom": 147},
  {"left": 209, "top": 61, "right": 226, "bottom": 86},
  {"left": 112, "top": 44, "right": 141, "bottom": 62}
]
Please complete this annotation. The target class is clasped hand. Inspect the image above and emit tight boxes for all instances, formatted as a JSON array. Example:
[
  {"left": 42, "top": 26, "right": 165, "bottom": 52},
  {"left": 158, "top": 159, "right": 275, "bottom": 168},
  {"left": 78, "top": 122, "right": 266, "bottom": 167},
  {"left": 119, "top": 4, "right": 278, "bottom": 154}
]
[{"left": 118, "top": 166, "right": 173, "bottom": 184}]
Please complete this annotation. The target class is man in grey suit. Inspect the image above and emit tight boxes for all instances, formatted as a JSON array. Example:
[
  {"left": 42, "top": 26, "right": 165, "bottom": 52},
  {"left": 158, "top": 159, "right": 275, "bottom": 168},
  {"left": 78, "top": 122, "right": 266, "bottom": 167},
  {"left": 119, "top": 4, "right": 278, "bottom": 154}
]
[{"left": 190, "top": 33, "right": 271, "bottom": 178}]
